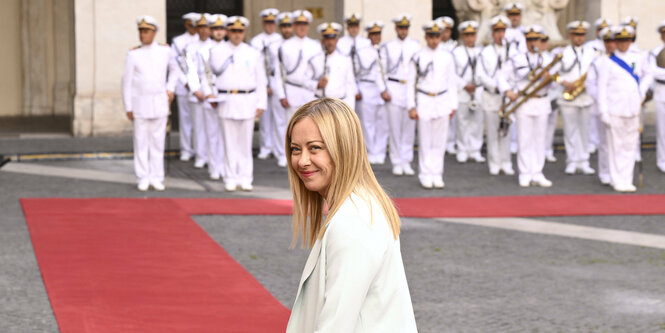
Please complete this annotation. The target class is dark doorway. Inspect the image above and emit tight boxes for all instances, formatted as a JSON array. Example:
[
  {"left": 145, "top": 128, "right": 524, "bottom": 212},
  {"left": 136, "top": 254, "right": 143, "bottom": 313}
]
[
  {"left": 432, "top": 0, "right": 458, "bottom": 40},
  {"left": 166, "top": 0, "right": 243, "bottom": 43}
]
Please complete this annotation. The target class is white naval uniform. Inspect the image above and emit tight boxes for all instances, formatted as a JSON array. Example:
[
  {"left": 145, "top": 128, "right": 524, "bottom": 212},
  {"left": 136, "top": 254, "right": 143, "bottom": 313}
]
[
  {"left": 597, "top": 50, "right": 652, "bottom": 189},
  {"left": 122, "top": 42, "right": 178, "bottom": 184},
  {"left": 337, "top": 35, "right": 371, "bottom": 124},
  {"left": 439, "top": 39, "right": 457, "bottom": 152},
  {"left": 407, "top": 46, "right": 458, "bottom": 185},
  {"left": 584, "top": 39, "right": 606, "bottom": 153},
  {"left": 499, "top": 51, "right": 554, "bottom": 184},
  {"left": 268, "top": 39, "right": 289, "bottom": 166},
  {"left": 356, "top": 44, "right": 389, "bottom": 163},
  {"left": 648, "top": 44, "right": 665, "bottom": 172},
  {"left": 586, "top": 54, "right": 610, "bottom": 183},
  {"left": 556, "top": 44, "right": 596, "bottom": 171},
  {"left": 251, "top": 32, "right": 283, "bottom": 159},
  {"left": 452, "top": 44, "right": 483, "bottom": 160},
  {"left": 190, "top": 39, "right": 226, "bottom": 179},
  {"left": 307, "top": 50, "right": 357, "bottom": 108},
  {"left": 279, "top": 35, "right": 323, "bottom": 118},
  {"left": 544, "top": 48, "right": 562, "bottom": 161},
  {"left": 505, "top": 25, "right": 527, "bottom": 54},
  {"left": 209, "top": 42, "right": 268, "bottom": 187},
  {"left": 185, "top": 38, "right": 215, "bottom": 166},
  {"left": 629, "top": 43, "right": 649, "bottom": 161},
  {"left": 477, "top": 41, "right": 517, "bottom": 174},
  {"left": 171, "top": 32, "right": 198, "bottom": 158},
  {"left": 380, "top": 36, "right": 421, "bottom": 168},
  {"left": 438, "top": 39, "right": 457, "bottom": 53}
]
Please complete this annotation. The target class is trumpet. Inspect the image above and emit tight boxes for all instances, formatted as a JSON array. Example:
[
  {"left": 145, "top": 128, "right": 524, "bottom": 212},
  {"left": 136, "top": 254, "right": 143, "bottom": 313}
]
[{"left": 562, "top": 71, "right": 587, "bottom": 101}]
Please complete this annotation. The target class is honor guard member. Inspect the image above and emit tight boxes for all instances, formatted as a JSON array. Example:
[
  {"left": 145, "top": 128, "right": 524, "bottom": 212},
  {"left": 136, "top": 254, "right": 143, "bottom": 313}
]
[
  {"left": 278, "top": 10, "right": 322, "bottom": 118},
  {"left": 380, "top": 14, "right": 421, "bottom": 176},
  {"left": 189, "top": 14, "right": 227, "bottom": 180},
  {"left": 556, "top": 21, "right": 596, "bottom": 175},
  {"left": 122, "top": 16, "right": 177, "bottom": 191},
  {"left": 452, "top": 20, "right": 485, "bottom": 163},
  {"left": 267, "top": 12, "right": 295, "bottom": 168},
  {"left": 356, "top": 21, "right": 391, "bottom": 164},
  {"left": 477, "top": 15, "right": 516, "bottom": 175},
  {"left": 541, "top": 31, "right": 561, "bottom": 163},
  {"left": 648, "top": 20, "right": 665, "bottom": 173},
  {"left": 586, "top": 26, "right": 617, "bottom": 185},
  {"left": 308, "top": 23, "right": 357, "bottom": 107},
  {"left": 504, "top": 2, "right": 527, "bottom": 54},
  {"left": 435, "top": 16, "right": 457, "bottom": 52},
  {"left": 585, "top": 18, "right": 612, "bottom": 55},
  {"left": 621, "top": 17, "right": 643, "bottom": 55},
  {"left": 251, "top": 8, "right": 282, "bottom": 161},
  {"left": 407, "top": 21, "right": 458, "bottom": 189},
  {"left": 499, "top": 25, "right": 554, "bottom": 187},
  {"left": 437, "top": 16, "right": 458, "bottom": 154},
  {"left": 337, "top": 13, "right": 371, "bottom": 86},
  {"left": 209, "top": 16, "right": 267, "bottom": 192},
  {"left": 186, "top": 14, "right": 215, "bottom": 169},
  {"left": 171, "top": 12, "right": 199, "bottom": 162},
  {"left": 597, "top": 26, "right": 652, "bottom": 192}
]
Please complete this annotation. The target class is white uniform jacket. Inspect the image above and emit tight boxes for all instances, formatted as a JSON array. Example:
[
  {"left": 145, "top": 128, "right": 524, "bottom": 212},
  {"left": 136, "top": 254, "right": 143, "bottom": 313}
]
[
  {"left": 337, "top": 35, "right": 371, "bottom": 76},
  {"left": 585, "top": 54, "right": 607, "bottom": 103},
  {"left": 286, "top": 191, "right": 417, "bottom": 333},
  {"left": 555, "top": 44, "right": 596, "bottom": 107},
  {"left": 356, "top": 45, "right": 387, "bottom": 105},
  {"left": 122, "top": 42, "right": 178, "bottom": 119},
  {"left": 648, "top": 44, "right": 665, "bottom": 103},
  {"left": 438, "top": 39, "right": 457, "bottom": 53},
  {"left": 193, "top": 40, "right": 225, "bottom": 102},
  {"left": 209, "top": 42, "right": 267, "bottom": 119},
  {"left": 406, "top": 46, "right": 459, "bottom": 119},
  {"left": 505, "top": 26, "right": 527, "bottom": 54},
  {"left": 307, "top": 50, "right": 357, "bottom": 106},
  {"left": 476, "top": 41, "right": 517, "bottom": 97},
  {"left": 171, "top": 32, "right": 198, "bottom": 95},
  {"left": 452, "top": 45, "right": 481, "bottom": 103},
  {"left": 498, "top": 51, "right": 555, "bottom": 116},
  {"left": 250, "top": 32, "right": 284, "bottom": 97},
  {"left": 279, "top": 36, "right": 323, "bottom": 107},
  {"left": 584, "top": 38, "right": 605, "bottom": 56},
  {"left": 184, "top": 38, "right": 214, "bottom": 102},
  {"left": 380, "top": 37, "right": 422, "bottom": 108},
  {"left": 597, "top": 50, "right": 652, "bottom": 117}
]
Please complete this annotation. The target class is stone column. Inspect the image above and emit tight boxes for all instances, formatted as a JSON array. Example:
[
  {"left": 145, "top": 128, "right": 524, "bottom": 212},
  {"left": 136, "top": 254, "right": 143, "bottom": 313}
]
[{"left": 21, "top": 0, "right": 55, "bottom": 116}]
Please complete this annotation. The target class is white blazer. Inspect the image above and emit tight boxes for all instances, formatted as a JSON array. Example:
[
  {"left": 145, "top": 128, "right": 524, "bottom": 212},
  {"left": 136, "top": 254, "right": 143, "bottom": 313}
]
[{"left": 286, "top": 191, "right": 418, "bottom": 332}]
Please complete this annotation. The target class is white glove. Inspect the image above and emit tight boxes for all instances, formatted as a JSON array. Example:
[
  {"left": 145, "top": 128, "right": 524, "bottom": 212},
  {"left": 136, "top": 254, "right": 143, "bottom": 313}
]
[{"left": 601, "top": 112, "right": 612, "bottom": 126}]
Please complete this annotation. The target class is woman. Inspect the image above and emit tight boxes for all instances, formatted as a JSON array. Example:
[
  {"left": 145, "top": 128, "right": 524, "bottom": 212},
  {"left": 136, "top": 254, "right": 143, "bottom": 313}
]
[{"left": 285, "top": 98, "right": 417, "bottom": 332}]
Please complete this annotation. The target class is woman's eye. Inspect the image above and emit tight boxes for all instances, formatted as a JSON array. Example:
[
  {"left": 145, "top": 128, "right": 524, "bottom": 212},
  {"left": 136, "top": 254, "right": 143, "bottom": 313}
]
[
  {"left": 290, "top": 146, "right": 301, "bottom": 153},
  {"left": 310, "top": 145, "right": 321, "bottom": 150}
]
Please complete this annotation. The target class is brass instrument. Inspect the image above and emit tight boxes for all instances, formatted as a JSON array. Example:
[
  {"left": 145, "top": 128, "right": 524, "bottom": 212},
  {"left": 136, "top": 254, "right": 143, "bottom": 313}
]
[
  {"left": 498, "top": 53, "right": 563, "bottom": 136},
  {"left": 562, "top": 71, "right": 588, "bottom": 101}
]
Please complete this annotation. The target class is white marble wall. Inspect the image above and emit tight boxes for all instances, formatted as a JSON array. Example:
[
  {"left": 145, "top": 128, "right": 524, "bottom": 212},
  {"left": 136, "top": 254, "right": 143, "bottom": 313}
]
[{"left": 73, "top": 0, "right": 166, "bottom": 136}]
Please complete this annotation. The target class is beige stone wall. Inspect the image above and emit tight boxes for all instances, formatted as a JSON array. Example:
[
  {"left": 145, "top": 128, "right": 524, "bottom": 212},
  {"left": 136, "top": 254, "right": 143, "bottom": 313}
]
[
  {"left": 600, "top": 0, "right": 664, "bottom": 51},
  {"left": 73, "top": 0, "right": 166, "bottom": 136},
  {"left": 0, "top": 0, "right": 22, "bottom": 117},
  {"left": 343, "top": 0, "right": 432, "bottom": 44}
]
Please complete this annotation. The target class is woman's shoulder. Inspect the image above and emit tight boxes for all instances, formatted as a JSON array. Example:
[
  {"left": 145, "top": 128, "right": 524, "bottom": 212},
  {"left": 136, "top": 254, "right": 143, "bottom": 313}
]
[{"left": 325, "top": 192, "right": 392, "bottom": 247}]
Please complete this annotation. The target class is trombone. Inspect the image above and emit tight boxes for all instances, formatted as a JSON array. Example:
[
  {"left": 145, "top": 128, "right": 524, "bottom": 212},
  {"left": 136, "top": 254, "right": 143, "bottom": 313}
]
[{"left": 498, "top": 53, "right": 563, "bottom": 136}]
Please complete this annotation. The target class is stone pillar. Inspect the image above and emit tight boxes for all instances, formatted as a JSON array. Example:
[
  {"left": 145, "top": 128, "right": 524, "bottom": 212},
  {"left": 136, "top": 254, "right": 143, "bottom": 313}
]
[
  {"left": 72, "top": 0, "right": 166, "bottom": 136},
  {"left": 21, "top": 0, "right": 55, "bottom": 116},
  {"left": 0, "top": 0, "right": 22, "bottom": 117}
]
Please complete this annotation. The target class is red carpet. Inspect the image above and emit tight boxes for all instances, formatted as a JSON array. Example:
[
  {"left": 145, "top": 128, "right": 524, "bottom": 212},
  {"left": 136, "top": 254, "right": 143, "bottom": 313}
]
[
  {"left": 21, "top": 194, "right": 665, "bottom": 332},
  {"left": 174, "top": 194, "right": 665, "bottom": 218},
  {"left": 21, "top": 198, "right": 290, "bottom": 333}
]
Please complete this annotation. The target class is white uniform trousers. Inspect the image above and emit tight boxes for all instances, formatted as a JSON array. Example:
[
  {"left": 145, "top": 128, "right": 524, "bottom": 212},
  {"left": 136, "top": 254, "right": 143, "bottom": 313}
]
[
  {"left": 190, "top": 101, "right": 209, "bottom": 164},
  {"left": 545, "top": 108, "right": 558, "bottom": 158},
  {"left": 657, "top": 101, "right": 665, "bottom": 172},
  {"left": 516, "top": 98, "right": 549, "bottom": 183},
  {"left": 482, "top": 92, "right": 512, "bottom": 172},
  {"left": 418, "top": 116, "right": 449, "bottom": 184},
  {"left": 455, "top": 102, "right": 484, "bottom": 157},
  {"left": 447, "top": 113, "right": 457, "bottom": 152},
  {"left": 204, "top": 105, "right": 224, "bottom": 178},
  {"left": 605, "top": 115, "right": 639, "bottom": 188},
  {"left": 360, "top": 101, "right": 389, "bottom": 162},
  {"left": 176, "top": 95, "right": 194, "bottom": 157},
  {"left": 133, "top": 117, "right": 167, "bottom": 183},
  {"left": 258, "top": 94, "right": 274, "bottom": 157},
  {"left": 510, "top": 118, "right": 518, "bottom": 153},
  {"left": 560, "top": 105, "right": 592, "bottom": 167},
  {"left": 220, "top": 118, "right": 254, "bottom": 186},
  {"left": 270, "top": 94, "right": 288, "bottom": 164},
  {"left": 594, "top": 114, "right": 610, "bottom": 183},
  {"left": 588, "top": 110, "right": 599, "bottom": 152},
  {"left": 386, "top": 102, "right": 416, "bottom": 166}
]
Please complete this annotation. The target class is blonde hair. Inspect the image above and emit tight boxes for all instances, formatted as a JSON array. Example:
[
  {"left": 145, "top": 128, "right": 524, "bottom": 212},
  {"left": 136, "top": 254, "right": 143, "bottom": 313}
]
[{"left": 285, "top": 98, "right": 401, "bottom": 248}]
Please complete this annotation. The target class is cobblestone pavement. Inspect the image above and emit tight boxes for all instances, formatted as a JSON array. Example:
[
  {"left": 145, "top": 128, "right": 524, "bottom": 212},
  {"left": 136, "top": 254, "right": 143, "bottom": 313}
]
[{"left": 1, "top": 146, "right": 664, "bottom": 332}]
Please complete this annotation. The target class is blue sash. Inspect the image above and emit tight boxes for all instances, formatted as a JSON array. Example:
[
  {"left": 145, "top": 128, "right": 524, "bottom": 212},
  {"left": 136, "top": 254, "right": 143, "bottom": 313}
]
[{"left": 609, "top": 54, "right": 639, "bottom": 84}]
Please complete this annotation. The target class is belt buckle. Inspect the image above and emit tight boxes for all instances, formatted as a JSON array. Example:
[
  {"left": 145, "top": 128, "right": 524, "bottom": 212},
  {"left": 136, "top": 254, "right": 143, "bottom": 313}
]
[
  {"left": 231, "top": 89, "right": 238, "bottom": 94},
  {"left": 428, "top": 92, "right": 435, "bottom": 97},
  {"left": 400, "top": 79, "right": 406, "bottom": 84}
]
